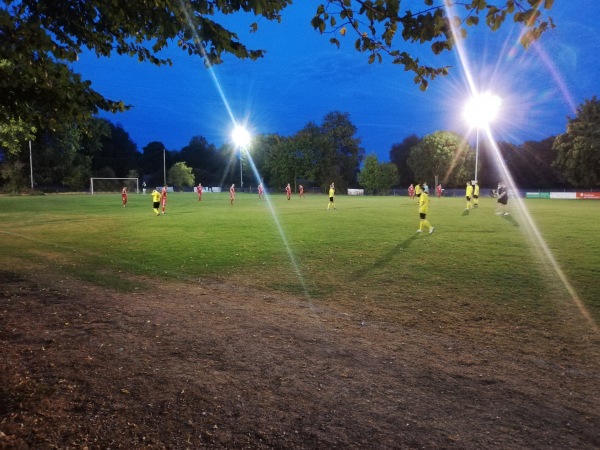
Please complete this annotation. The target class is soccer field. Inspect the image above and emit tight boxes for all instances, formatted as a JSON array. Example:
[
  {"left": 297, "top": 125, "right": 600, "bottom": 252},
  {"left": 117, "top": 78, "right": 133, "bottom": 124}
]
[
  {"left": 1, "top": 192, "right": 599, "bottom": 326},
  {"left": 2, "top": 191, "right": 599, "bottom": 448}
]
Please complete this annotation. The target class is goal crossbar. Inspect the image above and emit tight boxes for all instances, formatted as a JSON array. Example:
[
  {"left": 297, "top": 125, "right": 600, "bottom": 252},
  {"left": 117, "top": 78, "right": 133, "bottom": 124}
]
[{"left": 90, "top": 178, "right": 139, "bottom": 195}]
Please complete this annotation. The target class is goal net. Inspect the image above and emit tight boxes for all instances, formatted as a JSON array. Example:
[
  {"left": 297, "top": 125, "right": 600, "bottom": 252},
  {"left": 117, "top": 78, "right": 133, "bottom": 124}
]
[{"left": 90, "top": 178, "right": 139, "bottom": 195}]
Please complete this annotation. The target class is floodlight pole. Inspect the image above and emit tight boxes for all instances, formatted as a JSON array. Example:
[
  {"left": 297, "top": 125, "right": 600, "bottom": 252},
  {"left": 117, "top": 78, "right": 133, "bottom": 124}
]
[
  {"left": 163, "top": 146, "right": 166, "bottom": 186},
  {"left": 29, "top": 140, "right": 34, "bottom": 189},
  {"left": 240, "top": 148, "right": 243, "bottom": 189},
  {"left": 474, "top": 127, "right": 479, "bottom": 183},
  {"left": 232, "top": 125, "right": 251, "bottom": 190}
]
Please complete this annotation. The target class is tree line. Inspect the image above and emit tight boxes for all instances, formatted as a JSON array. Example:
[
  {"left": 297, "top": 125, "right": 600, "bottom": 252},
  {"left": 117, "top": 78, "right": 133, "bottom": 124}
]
[
  {"left": 386, "top": 97, "right": 600, "bottom": 191},
  {"left": 1, "top": 97, "right": 598, "bottom": 194},
  {"left": 2, "top": 0, "right": 560, "bottom": 194},
  {"left": 0, "top": 111, "right": 365, "bottom": 193}
]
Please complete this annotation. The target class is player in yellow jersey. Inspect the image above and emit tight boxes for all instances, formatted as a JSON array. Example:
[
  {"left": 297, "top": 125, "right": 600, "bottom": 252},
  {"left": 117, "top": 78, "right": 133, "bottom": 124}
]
[
  {"left": 151, "top": 189, "right": 161, "bottom": 216},
  {"left": 465, "top": 181, "right": 473, "bottom": 210},
  {"left": 417, "top": 184, "right": 434, "bottom": 234},
  {"left": 415, "top": 183, "right": 422, "bottom": 199},
  {"left": 327, "top": 183, "right": 336, "bottom": 210},
  {"left": 473, "top": 181, "right": 480, "bottom": 207}
]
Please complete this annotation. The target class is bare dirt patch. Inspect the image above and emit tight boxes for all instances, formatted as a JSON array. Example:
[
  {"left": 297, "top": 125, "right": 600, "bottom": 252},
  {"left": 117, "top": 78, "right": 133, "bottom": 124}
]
[{"left": 1, "top": 268, "right": 599, "bottom": 449}]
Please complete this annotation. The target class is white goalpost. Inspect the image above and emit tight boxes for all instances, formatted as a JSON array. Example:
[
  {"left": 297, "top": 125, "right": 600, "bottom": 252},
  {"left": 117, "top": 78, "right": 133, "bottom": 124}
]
[{"left": 90, "top": 178, "right": 139, "bottom": 195}]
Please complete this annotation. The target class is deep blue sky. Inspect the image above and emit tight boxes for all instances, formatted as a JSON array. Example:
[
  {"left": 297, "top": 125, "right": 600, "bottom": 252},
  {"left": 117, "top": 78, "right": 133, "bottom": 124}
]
[{"left": 73, "top": 2, "right": 600, "bottom": 162}]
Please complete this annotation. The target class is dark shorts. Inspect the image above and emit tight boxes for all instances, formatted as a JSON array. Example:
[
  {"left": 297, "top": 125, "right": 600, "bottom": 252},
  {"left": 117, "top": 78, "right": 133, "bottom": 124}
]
[
  {"left": 466, "top": 196, "right": 471, "bottom": 201},
  {"left": 153, "top": 201, "right": 160, "bottom": 208},
  {"left": 329, "top": 197, "right": 334, "bottom": 202},
  {"left": 473, "top": 195, "right": 479, "bottom": 199},
  {"left": 498, "top": 197, "right": 508, "bottom": 205},
  {"left": 419, "top": 213, "right": 426, "bottom": 219}
]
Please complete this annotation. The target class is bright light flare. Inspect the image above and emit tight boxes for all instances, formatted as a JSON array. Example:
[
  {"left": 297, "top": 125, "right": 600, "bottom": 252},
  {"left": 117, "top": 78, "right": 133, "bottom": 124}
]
[
  {"left": 463, "top": 93, "right": 502, "bottom": 128},
  {"left": 231, "top": 125, "right": 251, "bottom": 148},
  {"left": 443, "top": 2, "right": 596, "bottom": 331}
]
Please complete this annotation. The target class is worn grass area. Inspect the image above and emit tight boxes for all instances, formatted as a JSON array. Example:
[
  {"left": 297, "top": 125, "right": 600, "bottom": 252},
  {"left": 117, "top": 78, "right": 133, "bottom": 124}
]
[{"left": 1, "top": 192, "right": 598, "bottom": 335}]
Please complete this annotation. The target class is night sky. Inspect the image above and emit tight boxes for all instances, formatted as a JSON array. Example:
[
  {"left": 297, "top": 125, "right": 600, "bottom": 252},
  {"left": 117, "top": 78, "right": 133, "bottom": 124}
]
[{"left": 72, "top": 2, "right": 600, "bottom": 162}]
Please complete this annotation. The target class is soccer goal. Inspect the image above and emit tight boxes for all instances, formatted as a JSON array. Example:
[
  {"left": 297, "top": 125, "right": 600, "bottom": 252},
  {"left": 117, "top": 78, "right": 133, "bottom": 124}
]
[{"left": 90, "top": 178, "right": 139, "bottom": 195}]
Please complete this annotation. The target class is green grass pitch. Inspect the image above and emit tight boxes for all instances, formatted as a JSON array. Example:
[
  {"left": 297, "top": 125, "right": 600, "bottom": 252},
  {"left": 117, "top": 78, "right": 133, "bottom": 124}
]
[{"left": 1, "top": 191, "right": 598, "bottom": 327}]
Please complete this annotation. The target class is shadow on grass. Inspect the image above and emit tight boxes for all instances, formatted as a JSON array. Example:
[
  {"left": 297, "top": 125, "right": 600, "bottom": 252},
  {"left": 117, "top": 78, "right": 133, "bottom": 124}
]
[
  {"left": 350, "top": 234, "right": 419, "bottom": 280},
  {"left": 501, "top": 213, "right": 520, "bottom": 227},
  {"left": 462, "top": 209, "right": 470, "bottom": 216}
]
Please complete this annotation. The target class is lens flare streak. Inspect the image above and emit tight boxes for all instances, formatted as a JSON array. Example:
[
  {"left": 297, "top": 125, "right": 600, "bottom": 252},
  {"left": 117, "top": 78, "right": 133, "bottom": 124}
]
[
  {"left": 177, "top": 0, "right": 311, "bottom": 298},
  {"left": 444, "top": 3, "right": 597, "bottom": 331},
  {"left": 485, "top": 127, "right": 597, "bottom": 332},
  {"left": 245, "top": 155, "right": 311, "bottom": 299}
]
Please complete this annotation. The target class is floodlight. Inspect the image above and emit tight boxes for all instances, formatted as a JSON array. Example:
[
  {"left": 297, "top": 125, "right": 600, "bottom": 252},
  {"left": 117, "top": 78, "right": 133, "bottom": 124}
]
[
  {"left": 463, "top": 93, "right": 502, "bottom": 128},
  {"left": 232, "top": 125, "right": 252, "bottom": 189},
  {"left": 464, "top": 92, "right": 502, "bottom": 184},
  {"left": 231, "top": 126, "right": 251, "bottom": 148}
]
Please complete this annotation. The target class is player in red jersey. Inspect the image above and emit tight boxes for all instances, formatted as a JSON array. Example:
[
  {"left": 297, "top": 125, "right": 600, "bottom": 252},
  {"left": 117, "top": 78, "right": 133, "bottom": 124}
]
[
  {"left": 161, "top": 185, "right": 168, "bottom": 214},
  {"left": 257, "top": 183, "right": 264, "bottom": 199},
  {"left": 197, "top": 183, "right": 203, "bottom": 201},
  {"left": 230, "top": 183, "right": 235, "bottom": 205},
  {"left": 436, "top": 184, "right": 442, "bottom": 198},
  {"left": 121, "top": 186, "right": 128, "bottom": 207},
  {"left": 299, "top": 184, "right": 304, "bottom": 198},
  {"left": 408, "top": 184, "right": 415, "bottom": 200},
  {"left": 285, "top": 183, "right": 292, "bottom": 200}
]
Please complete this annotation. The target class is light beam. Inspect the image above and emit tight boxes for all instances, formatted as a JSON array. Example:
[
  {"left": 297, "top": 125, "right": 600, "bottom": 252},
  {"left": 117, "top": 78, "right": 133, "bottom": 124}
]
[
  {"left": 463, "top": 93, "right": 502, "bottom": 182},
  {"left": 177, "top": 1, "right": 311, "bottom": 299},
  {"left": 444, "top": 2, "right": 597, "bottom": 331}
]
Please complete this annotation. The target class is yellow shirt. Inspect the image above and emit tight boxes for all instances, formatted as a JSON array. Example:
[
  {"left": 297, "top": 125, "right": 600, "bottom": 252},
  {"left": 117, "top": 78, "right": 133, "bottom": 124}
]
[
  {"left": 415, "top": 184, "right": 422, "bottom": 195},
  {"left": 329, "top": 187, "right": 335, "bottom": 197},
  {"left": 151, "top": 190, "right": 161, "bottom": 202},
  {"left": 474, "top": 184, "right": 480, "bottom": 196},
  {"left": 419, "top": 191, "right": 429, "bottom": 214},
  {"left": 466, "top": 184, "right": 473, "bottom": 197}
]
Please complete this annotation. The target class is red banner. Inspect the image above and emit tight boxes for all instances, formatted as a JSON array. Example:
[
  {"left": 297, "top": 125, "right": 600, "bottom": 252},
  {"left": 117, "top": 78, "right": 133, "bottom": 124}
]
[{"left": 576, "top": 192, "right": 600, "bottom": 199}]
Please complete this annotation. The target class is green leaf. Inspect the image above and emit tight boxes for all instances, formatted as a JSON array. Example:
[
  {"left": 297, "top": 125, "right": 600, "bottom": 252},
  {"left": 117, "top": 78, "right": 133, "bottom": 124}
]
[
  {"left": 311, "top": 17, "right": 325, "bottom": 32},
  {"left": 466, "top": 16, "right": 479, "bottom": 26}
]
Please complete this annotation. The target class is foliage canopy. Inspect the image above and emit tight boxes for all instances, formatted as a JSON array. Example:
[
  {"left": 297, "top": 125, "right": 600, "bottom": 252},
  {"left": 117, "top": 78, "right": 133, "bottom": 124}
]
[
  {"left": 168, "top": 161, "right": 196, "bottom": 188},
  {"left": 552, "top": 97, "right": 600, "bottom": 187},
  {"left": 1, "top": 0, "right": 554, "bottom": 150},
  {"left": 407, "top": 130, "right": 473, "bottom": 186},
  {"left": 358, "top": 154, "right": 400, "bottom": 194},
  {"left": 313, "top": 0, "right": 555, "bottom": 90}
]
